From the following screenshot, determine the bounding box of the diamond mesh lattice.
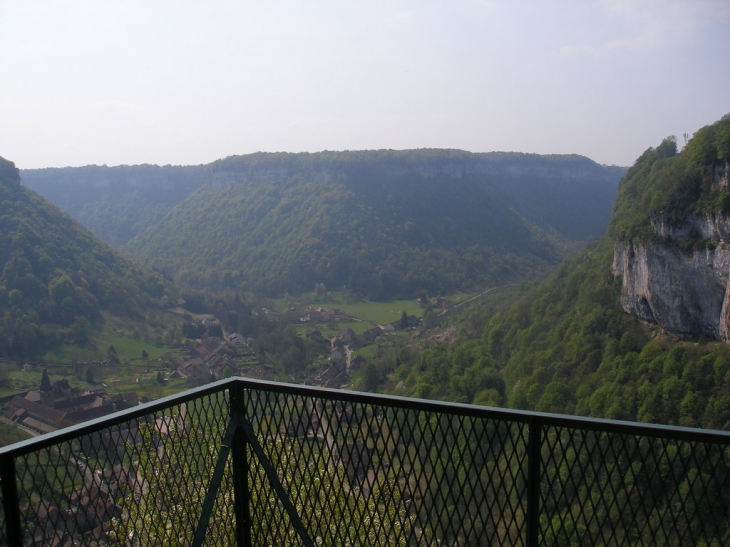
[9,389,235,546]
[539,425,730,546]
[243,388,530,546]
[1,380,728,546]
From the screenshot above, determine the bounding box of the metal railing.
[0,377,728,546]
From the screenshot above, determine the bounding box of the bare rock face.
[613,239,730,342]
[650,211,730,242]
[612,159,730,342]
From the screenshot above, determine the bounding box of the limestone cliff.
[611,117,730,342]
[612,238,730,341]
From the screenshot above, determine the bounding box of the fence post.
[230,381,252,547]
[526,417,542,547]
[0,454,23,547]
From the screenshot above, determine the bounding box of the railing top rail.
[1,377,728,459]
[233,378,730,444]
[0,376,237,457]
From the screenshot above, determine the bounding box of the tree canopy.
[0,156,178,360]
[121,150,623,299]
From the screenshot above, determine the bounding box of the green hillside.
[0,157,177,360]
[611,116,730,244]
[388,116,730,430]
[123,150,623,299]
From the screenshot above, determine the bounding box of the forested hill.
[121,150,624,299]
[207,150,625,241]
[21,151,624,269]
[390,115,730,430]
[21,164,207,247]
[0,156,176,360]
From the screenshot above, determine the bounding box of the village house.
[362,326,384,342]
[302,308,330,322]
[338,327,358,346]
[3,378,134,435]
[228,333,247,347]
[174,336,240,386]
[306,328,324,342]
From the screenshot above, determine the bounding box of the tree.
[70,315,90,343]
[362,362,380,392]
[206,322,223,338]
[655,135,678,160]
[107,344,120,364]
[314,282,327,298]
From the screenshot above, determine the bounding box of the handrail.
[2,378,727,459]
[0,377,728,546]
[0,377,237,458]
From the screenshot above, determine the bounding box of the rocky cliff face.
[650,211,730,242]
[610,121,730,343]
[613,240,730,341]
[613,196,730,342]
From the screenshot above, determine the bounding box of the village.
[2,302,426,438]
[0,306,427,544]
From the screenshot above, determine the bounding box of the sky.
[0,0,728,170]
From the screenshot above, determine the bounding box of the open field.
[335,299,424,325]
[96,331,169,363]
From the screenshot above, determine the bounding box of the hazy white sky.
[1,0,728,169]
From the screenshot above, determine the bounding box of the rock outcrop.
[612,146,730,343]
[613,240,730,341]
[650,211,730,242]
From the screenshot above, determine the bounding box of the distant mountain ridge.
[21,150,625,251]
[101,150,625,298]
[205,150,623,185]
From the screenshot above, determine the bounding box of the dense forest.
[120,150,623,299]
[0,157,178,360]
[379,116,730,430]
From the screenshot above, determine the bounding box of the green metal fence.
[0,377,728,546]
